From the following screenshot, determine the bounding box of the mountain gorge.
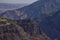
[0,0,60,40]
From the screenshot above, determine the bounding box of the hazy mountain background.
[0,3,28,14]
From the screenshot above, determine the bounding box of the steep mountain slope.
[40,10,60,39]
[1,0,60,20]
[17,19,41,36]
[0,17,51,40]
[1,0,60,39]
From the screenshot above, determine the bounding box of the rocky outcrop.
[0,18,51,40]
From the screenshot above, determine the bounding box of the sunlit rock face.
[0,18,51,40]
